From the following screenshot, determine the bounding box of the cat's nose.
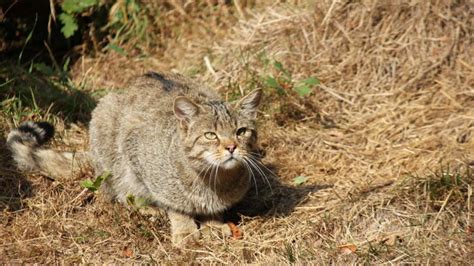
[226,144,237,153]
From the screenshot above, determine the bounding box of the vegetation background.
[0,0,472,263]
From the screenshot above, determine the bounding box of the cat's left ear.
[235,89,262,120]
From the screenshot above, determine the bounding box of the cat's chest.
[183,175,249,215]
[187,189,230,214]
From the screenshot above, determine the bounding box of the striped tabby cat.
[7,72,264,246]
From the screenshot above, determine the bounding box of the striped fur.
[8,72,265,246]
[7,121,88,178]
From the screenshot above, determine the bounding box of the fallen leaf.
[122,246,133,258]
[227,222,243,240]
[293,175,309,185]
[338,243,357,255]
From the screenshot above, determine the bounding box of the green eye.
[204,132,217,140]
[236,127,250,137]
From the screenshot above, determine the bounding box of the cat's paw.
[171,229,200,246]
[201,221,233,239]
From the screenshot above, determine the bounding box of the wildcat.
[7,71,265,245]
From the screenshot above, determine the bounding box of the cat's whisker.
[245,158,268,188]
[192,162,213,194]
[249,157,275,194]
[245,155,274,194]
[248,151,265,160]
[242,157,259,196]
[213,160,222,193]
[191,153,219,194]
[204,155,221,192]
[247,152,279,179]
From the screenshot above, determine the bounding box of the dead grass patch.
[1,0,473,263]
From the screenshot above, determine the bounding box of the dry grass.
[1,0,473,263]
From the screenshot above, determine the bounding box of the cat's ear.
[235,89,262,120]
[174,96,199,121]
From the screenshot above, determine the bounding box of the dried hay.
[1,0,473,263]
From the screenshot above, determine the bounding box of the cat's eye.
[236,127,251,138]
[204,132,217,140]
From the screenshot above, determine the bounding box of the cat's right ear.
[235,89,263,120]
[173,96,199,122]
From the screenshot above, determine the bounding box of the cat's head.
[173,89,262,171]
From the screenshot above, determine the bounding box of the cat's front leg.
[167,210,200,246]
[199,215,234,239]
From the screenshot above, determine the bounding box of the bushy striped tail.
[7,121,89,179]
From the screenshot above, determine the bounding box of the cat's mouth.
[220,155,241,169]
[204,152,242,169]
[222,156,236,163]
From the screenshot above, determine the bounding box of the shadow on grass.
[0,61,96,124]
[225,163,332,223]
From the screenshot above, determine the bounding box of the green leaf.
[80,171,110,192]
[293,175,309,185]
[126,194,136,205]
[63,57,71,72]
[80,179,96,191]
[33,63,54,76]
[106,43,128,56]
[59,13,78,38]
[294,85,312,97]
[273,61,283,71]
[19,14,38,64]
[94,172,109,187]
[265,76,279,88]
[273,60,292,79]
[135,197,150,207]
[264,76,285,95]
[126,194,151,208]
[81,179,94,188]
[301,77,320,86]
[62,0,98,14]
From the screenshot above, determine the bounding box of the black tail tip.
[17,121,55,145]
[144,71,164,80]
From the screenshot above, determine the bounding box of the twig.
[321,0,339,25]
[234,0,246,19]
[430,190,453,232]
[168,0,187,16]
[319,84,355,105]
[204,56,218,79]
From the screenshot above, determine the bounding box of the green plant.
[263,60,320,97]
[0,91,44,123]
[59,0,100,38]
[126,194,152,209]
[425,164,470,201]
[103,0,152,53]
[1,55,95,125]
[59,0,148,50]
[138,224,154,239]
[284,242,296,263]
[80,171,110,192]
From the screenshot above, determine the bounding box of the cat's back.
[126,71,221,109]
